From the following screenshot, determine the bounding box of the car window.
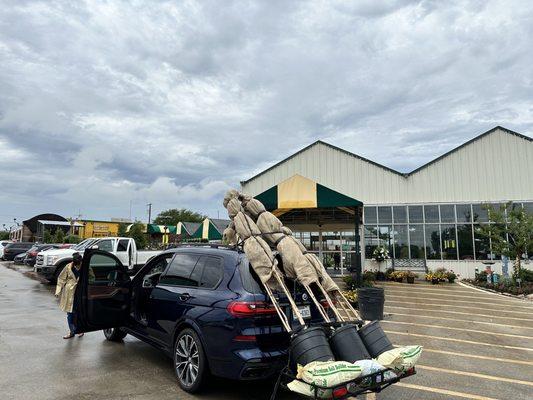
[117,239,129,252]
[96,239,114,252]
[159,254,201,286]
[199,256,223,289]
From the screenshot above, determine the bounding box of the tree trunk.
[513,255,521,279]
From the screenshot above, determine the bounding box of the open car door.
[75,249,131,333]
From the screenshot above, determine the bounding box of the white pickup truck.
[35,237,160,282]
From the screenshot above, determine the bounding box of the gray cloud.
[1,0,532,226]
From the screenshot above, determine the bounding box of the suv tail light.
[227,301,277,317]
[29,251,37,257]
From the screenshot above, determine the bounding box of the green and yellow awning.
[255,174,362,215]
[147,224,177,234]
[191,218,223,240]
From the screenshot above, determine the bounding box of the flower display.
[372,246,390,262]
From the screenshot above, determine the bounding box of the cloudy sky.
[1,0,532,228]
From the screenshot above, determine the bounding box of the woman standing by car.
[55,252,84,339]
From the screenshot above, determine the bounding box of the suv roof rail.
[166,242,243,252]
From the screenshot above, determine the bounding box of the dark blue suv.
[75,245,315,393]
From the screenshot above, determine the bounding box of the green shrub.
[343,275,374,290]
[517,269,533,283]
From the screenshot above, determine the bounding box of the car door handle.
[179,293,192,301]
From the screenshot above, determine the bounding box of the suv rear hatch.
[234,256,331,352]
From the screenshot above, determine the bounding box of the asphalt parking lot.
[1,262,532,400]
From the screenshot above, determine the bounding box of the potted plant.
[426,272,440,284]
[342,290,358,308]
[406,271,417,284]
[372,245,390,263]
[447,271,457,283]
[376,271,386,281]
[385,268,394,281]
[389,271,405,283]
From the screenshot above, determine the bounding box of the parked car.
[24,244,58,267]
[35,237,159,282]
[0,240,13,260]
[74,245,320,393]
[2,242,34,261]
[14,251,28,265]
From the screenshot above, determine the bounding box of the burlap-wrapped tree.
[224,195,304,332]
[240,195,360,322]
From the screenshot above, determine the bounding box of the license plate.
[294,305,311,320]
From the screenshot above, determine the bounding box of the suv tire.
[103,328,127,341]
[174,328,208,393]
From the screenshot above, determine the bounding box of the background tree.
[126,221,147,249]
[153,208,205,225]
[65,234,81,244]
[478,203,533,278]
[43,229,53,244]
[0,231,9,240]
[53,228,66,244]
[117,223,128,236]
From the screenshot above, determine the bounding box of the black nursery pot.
[329,324,370,363]
[358,321,394,358]
[407,276,415,284]
[357,287,385,321]
[290,327,335,368]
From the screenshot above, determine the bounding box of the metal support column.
[353,208,362,286]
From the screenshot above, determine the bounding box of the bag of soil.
[287,380,332,399]
[376,345,423,373]
[297,360,363,387]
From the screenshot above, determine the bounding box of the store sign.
[93,224,110,233]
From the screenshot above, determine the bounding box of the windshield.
[73,239,97,251]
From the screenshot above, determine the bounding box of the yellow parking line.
[384,305,533,322]
[416,364,533,386]
[394,346,533,366]
[395,382,499,400]
[384,330,533,352]
[385,302,533,317]
[380,320,533,339]
[388,312,533,331]
[386,294,533,310]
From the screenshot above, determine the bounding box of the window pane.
[440,205,455,223]
[378,225,393,255]
[441,224,457,260]
[97,239,114,252]
[408,225,425,259]
[472,204,489,223]
[425,224,441,259]
[456,204,472,223]
[393,206,407,223]
[364,207,377,224]
[200,257,224,288]
[160,254,201,286]
[424,205,439,223]
[457,224,474,260]
[408,206,423,223]
[393,225,409,259]
[364,226,379,258]
[378,207,392,224]
[88,253,123,284]
[474,225,490,260]
[490,224,506,260]
[117,239,129,252]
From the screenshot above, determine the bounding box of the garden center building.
[241,126,533,278]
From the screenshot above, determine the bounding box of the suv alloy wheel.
[103,327,127,341]
[174,328,207,393]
